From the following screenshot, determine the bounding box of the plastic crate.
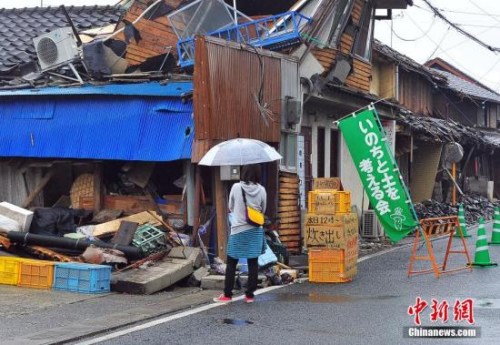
[132,224,166,255]
[308,248,351,283]
[18,259,54,289]
[308,190,351,214]
[53,263,111,294]
[0,257,21,285]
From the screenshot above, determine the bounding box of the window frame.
[353,1,375,62]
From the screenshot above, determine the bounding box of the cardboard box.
[313,177,342,191]
[304,213,358,247]
[305,212,359,280]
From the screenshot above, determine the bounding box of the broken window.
[301,0,354,49]
[327,0,354,47]
[353,1,374,61]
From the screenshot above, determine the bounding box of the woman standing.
[214,164,267,304]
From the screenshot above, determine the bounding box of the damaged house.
[0,4,196,240]
[370,41,500,229]
[0,0,417,258]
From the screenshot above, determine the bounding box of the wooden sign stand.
[408,216,472,278]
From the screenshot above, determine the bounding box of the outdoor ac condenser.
[361,210,381,239]
[33,27,79,71]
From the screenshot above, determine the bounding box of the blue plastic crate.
[53,263,111,294]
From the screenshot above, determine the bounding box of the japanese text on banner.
[338,107,418,243]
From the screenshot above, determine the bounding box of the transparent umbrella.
[198,138,282,166]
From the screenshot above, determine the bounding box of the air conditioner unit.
[361,210,381,239]
[33,27,79,71]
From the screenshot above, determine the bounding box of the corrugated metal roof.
[0,82,193,97]
[0,96,193,161]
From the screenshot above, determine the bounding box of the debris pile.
[414,194,499,225]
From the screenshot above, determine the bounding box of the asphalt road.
[78,228,500,345]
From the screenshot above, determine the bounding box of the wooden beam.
[191,166,201,246]
[22,170,54,208]
[213,168,227,260]
[93,163,103,213]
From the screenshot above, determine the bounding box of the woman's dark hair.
[241,164,261,184]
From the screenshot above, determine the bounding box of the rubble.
[414,194,499,225]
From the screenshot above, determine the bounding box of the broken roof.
[432,69,500,103]
[0,5,123,74]
[398,113,499,150]
[372,39,445,84]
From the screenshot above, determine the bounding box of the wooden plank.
[93,163,103,213]
[279,182,298,189]
[278,229,301,236]
[278,211,300,218]
[279,223,301,229]
[279,194,298,200]
[278,205,300,213]
[93,211,162,238]
[279,216,301,224]
[111,221,139,245]
[126,163,155,188]
[279,189,299,195]
[279,200,298,207]
[213,169,227,260]
[279,177,299,184]
[280,235,301,242]
[22,170,54,208]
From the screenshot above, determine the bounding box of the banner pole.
[332,97,389,126]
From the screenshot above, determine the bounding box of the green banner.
[338,106,419,243]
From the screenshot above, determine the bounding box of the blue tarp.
[0,85,194,161]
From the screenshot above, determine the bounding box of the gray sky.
[375,0,500,92]
[5,0,500,93]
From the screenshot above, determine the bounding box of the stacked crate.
[0,257,111,293]
[305,178,359,283]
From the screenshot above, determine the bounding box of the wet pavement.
[1,223,498,344]
[80,223,500,345]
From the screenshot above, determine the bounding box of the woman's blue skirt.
[226,227,265,259]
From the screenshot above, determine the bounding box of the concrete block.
[111,257,193,294]
[187,267,210,287]
[0,202,33,232]
[167,247,203,269]
[200,275,226,290]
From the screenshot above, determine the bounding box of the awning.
[0,83,194,161]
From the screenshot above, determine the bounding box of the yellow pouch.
[246,206,265,227]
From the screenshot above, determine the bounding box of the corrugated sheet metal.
[0,82,193,97]
[0,96,193,161]
[193,36,299,161]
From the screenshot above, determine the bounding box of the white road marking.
[78,238,426,344]
[76,285,285,345]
